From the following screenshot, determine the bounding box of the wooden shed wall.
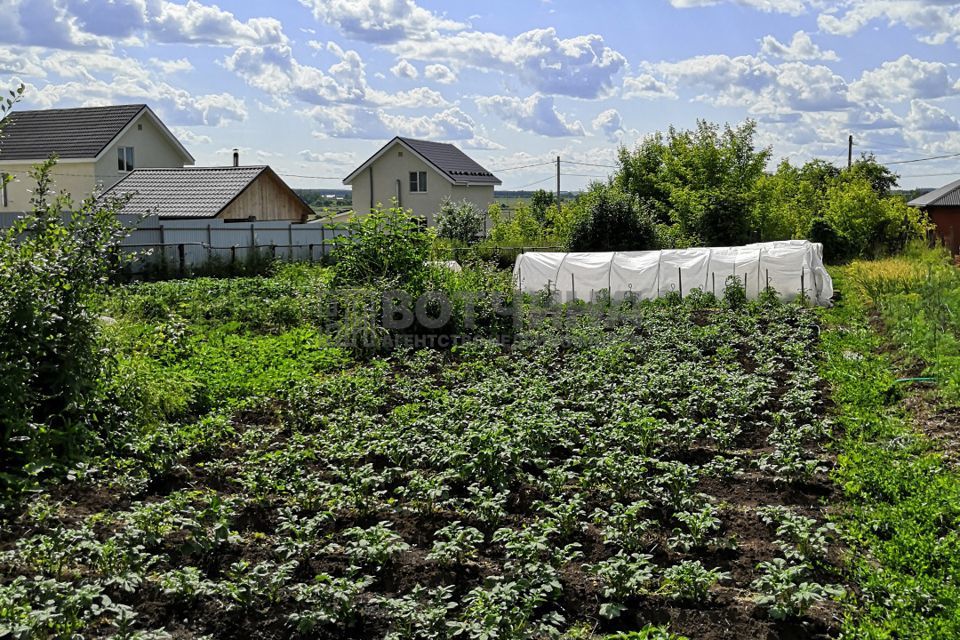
[219,172,309,222]
[930,207,960,255]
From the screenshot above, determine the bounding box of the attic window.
[117,147,135,172]
[398,150,403,157]
[138,124,143,131]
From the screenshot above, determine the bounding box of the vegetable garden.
[1,271,852,639]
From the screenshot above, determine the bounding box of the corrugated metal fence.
[0,213,351,273]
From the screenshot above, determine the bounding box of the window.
[409,171,427,192]
[117,146,135,172]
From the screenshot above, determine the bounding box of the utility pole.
[848,134,853,170]
[556,156,561,214]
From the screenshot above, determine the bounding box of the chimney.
[232,148,239,167]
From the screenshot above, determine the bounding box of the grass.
[820,254,960,638]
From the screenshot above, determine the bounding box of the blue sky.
[3,0,960,191]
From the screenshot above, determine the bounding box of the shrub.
[436,198,486,244]
[331,205,432,294]
[567,190,657,252]
[0,158,132,485]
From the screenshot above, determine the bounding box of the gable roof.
[908,178,960,208]
[0,104,194,163]
[99,166,313,220]
[343,136,501,186]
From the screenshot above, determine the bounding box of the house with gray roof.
[908,178,960,254]
[343,136,502,224]
[100,165,313,223]
[0,104,194,212]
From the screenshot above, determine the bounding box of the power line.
[562,160,619,169]
[883,152,960,166]
[489,161,554,172]
[898,171,960,179]
[561,173,609,179]
[278,173,342,180]
[514,175,555,190]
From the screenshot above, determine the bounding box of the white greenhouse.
[513,240,834,306]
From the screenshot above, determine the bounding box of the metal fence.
[118,217,352,273]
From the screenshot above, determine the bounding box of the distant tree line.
[443,119,929,262]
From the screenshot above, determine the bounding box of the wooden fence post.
[178,243,185,276]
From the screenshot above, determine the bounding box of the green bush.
[0,158,131,484]
[567,190,657,252]
[331,205,432,294]
[435,198,485,245]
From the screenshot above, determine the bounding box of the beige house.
[100,165,313,222]
[343,136,501,224]
[0,104,194,212]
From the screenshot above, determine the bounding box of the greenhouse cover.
[513,240,834,306]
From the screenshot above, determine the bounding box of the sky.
[2,0,960,192]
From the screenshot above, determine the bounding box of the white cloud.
[153,1,287,46]
[391,27,626,99]
[149,57,194,74]
[390,58,418,79]
[299,149,357,164]
[0,0,289,50]
[759,31,838,61]
[622,73,675,99]
[306,105,479,140]
[424,63,457,84]
[906,99,960,132]
[592,108,626,141]
[849,55,956,102]
[817,1,960,45]
[226,41,447,109]
[669,0,809,16]
[298,0,466,43]
[171,127,213,145]
[476,93,585,137]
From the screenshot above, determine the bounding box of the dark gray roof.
[398,137,501,185]
[100,166,300,219]
[908,178,960,207]
[0,104,147,160]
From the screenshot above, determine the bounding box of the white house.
[342,136,502,224]
[0,104,194,212]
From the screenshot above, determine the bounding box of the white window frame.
[409,170,427,193]
[117,146,135,172]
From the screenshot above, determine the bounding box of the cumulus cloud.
[0,0,288,49]
[225,41,447,109]
[906,99,960,132]
[759,31,838,61]
[149,57,194,74]
[424,63,457,84]
[849,55,956,102]
[818,1,960,45]
[391,27,626,99]
[592,108,629,141]
[298,0,466,43]
[669,0,809,16]
[390,58,418,79]
[622,73,675,99]
[306,105,480,140]
[298,149,356,164]
[476,93,585,137]
[171,127,213,145]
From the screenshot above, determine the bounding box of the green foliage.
[530,189,555,223]
[567,188,657,252]
[435,197,486,244]
[331,204,432,293]
[751,558,844,620]
[0,158,132,486]
[821,262,960,636]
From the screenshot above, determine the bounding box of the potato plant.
[0,269,848,639]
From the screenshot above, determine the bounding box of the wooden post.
[288,223,294,260]
[206,223,212,264]
[320,226,326,259]
[678,266,683,299]
[309,243,315,264]
[571,272,575,302]
[800,267,805,301]
[712,272,716,296]
[159,224,166,271]
[178,243,185,276]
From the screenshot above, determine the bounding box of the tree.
[1,157,132,481]
[849,152,899,198]
[435,198,486,244]
[529,189,555,224]
[567,189,657,252]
